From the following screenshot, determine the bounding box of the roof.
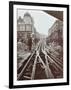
[17,16,24,23]
[24,12,31,17]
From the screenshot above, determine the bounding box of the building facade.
[47,20,63,46]
[17,12,35,43]
[48,20,63,37]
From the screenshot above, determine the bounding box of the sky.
[17,9,57,36]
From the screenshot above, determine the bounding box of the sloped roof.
[17,16,24,23]
[24,12,31,17]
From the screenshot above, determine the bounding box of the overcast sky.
[17,9,57,36]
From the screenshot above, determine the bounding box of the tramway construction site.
[17,11,63,80]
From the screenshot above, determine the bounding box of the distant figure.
[27,36,32,51]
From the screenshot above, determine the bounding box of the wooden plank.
[17,51,35,80]
[17,53,31,70]
[31,42,41,79]
[31,55,37,80]
[46,53,63,72]
[45,45,59,56]
[23,76,31,79]
[42,49,54,78]
[46,48,63,65]
[38,55,49,78]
